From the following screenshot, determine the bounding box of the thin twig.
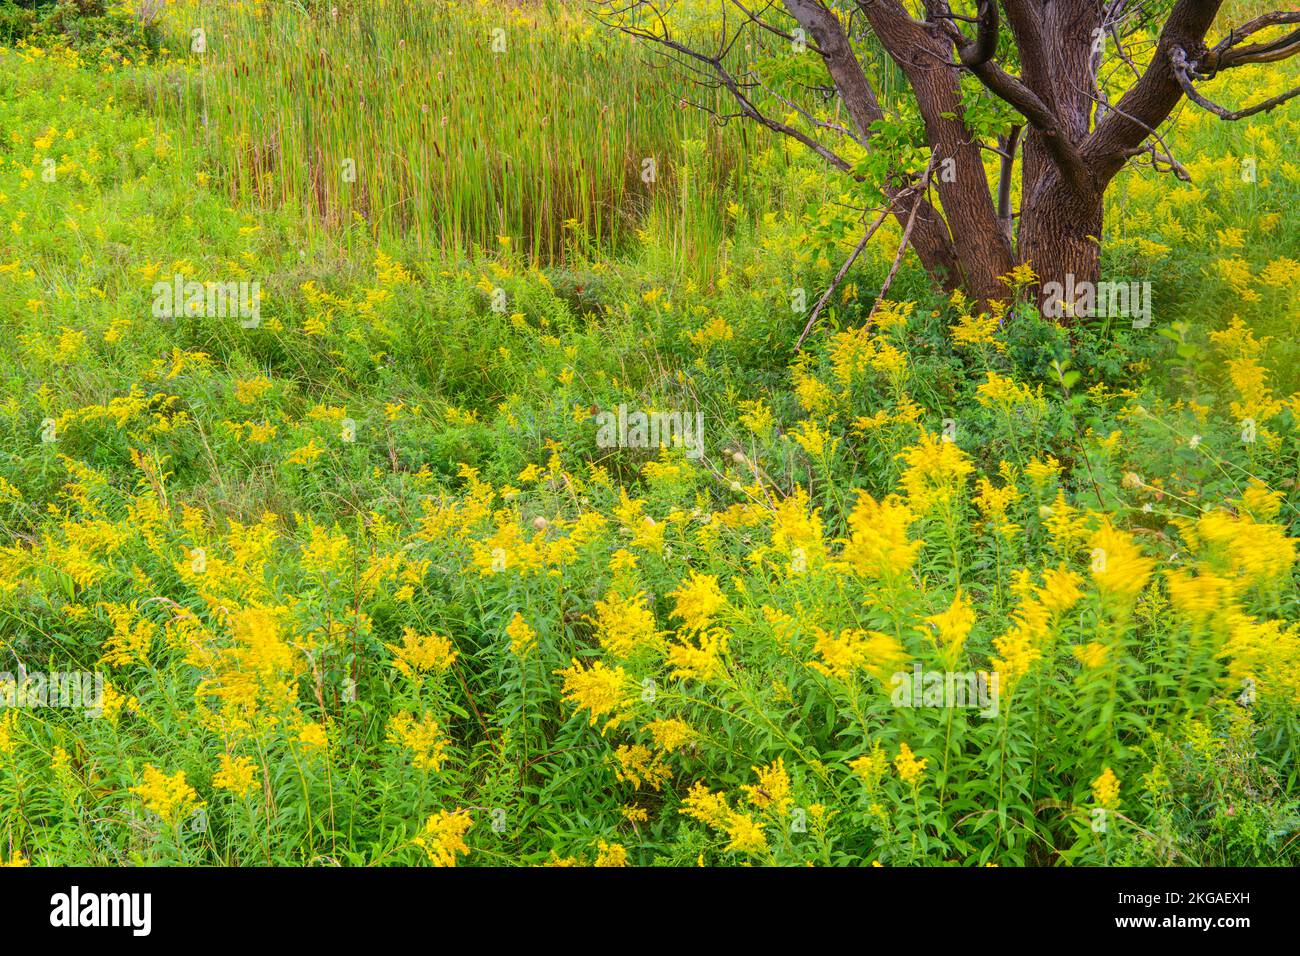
[868,156,935,322]
[795,154,937,351]
[794,206,891,352]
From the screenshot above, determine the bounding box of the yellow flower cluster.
[130,765,201,824]
[387,711,451,771]
[413,810,473,866]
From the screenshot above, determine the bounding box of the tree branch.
[928,1,1093,197]
[1206,11,1300,70]
[997,123,1022,243]
[1084,0,1227,182]
[963,0,999,68]
[1170,43,1300,120]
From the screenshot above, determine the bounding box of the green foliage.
[1,1,1298,869]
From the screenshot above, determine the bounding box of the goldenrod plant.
[0,0,1297,868]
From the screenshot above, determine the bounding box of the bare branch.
[1171,44,1300,120]
[755,78,863,143]
[996,124,1022,243]
[1207,12,1300,70]
[595,4,858,170]
[729,0,826,53]
[1084,0,1227,181]
[796,154,938,350]
[867,155,937,321]
[794,206,892,351]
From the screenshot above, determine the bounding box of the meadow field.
[0,0,1298,867]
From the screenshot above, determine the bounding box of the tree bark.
[854,0,1015,302]
[1017,164,1103,310]
[611,0,1282,318]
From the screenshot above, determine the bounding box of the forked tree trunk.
[1014,1,1106,304]
[827,0,1230,316]
[1018,139,1105,307]
[618,0,1261,318]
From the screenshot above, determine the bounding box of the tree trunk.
[658,0,1249,318]
[858,9,1015,303]
[1017,157,1104,314]
[783,0,964,294]
[899,193,964,293]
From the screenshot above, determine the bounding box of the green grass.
[0,3,1298,868]
[157,0,762,266]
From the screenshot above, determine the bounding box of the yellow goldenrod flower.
[897,431,973,512]
[413,809,472,866]
[557,659,636,731]
[589,590,661,657]
[130,765,201,824]
[666,628,727,683]
[1090,521,1155,602]
[296,722,329,754]
[849,743,890,790]
[668,571,726,634]
[926,590,975,659]
[593,841,629,866]
[808,626,906,685]
[645,718,695,752]
[894,743,927,785]
[840,491,921,580]
[1091,768,1120,809]
[386,627,458,678]
[213,754,261,797]
[506,612,537,657]
[387,711,450,771]
[613,744,670,791]
[1072,642,1110,669]
[742,758,793,813]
